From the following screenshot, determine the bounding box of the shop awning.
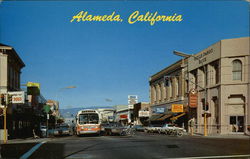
[170,113,186,121]
[149,114,163,121]
[156,114,172,121]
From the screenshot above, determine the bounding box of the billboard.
[128,95,138,109]
[27,82,40,95]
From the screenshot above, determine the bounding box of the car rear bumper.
[78,130,100,134]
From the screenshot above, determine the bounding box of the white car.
[159,124,186,136]
[145,125,162,133]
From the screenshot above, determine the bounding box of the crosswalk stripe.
[19,141,47,159]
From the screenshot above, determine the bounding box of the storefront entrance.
[230,116,244,132]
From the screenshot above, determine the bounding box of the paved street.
[1,133,250,159]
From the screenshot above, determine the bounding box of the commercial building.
[149,59,188,128]
[187,37,250,135]
[0,43,26,139]
[133,102,150,126]
[114,105,131,125]
[46,99,60,127]
[96,108,115,123]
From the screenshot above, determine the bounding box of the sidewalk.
[0,137,53,144]
[191,133,250,139]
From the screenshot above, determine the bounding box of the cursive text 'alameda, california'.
[70,11,183,26]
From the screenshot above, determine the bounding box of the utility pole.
[46,113,49,138]
[4,93,8,144]
[173,50,209,136]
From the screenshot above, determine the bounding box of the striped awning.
[156,114,172,121]
[149,114,164,121]
[170,113,186,121]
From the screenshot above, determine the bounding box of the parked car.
[158,123,186,137]
[110,123,125,135]
[40,125,47,138]
[54,124,73,136]
[145,124,162,133]
[101,123,113,135]
[133,125,145,132]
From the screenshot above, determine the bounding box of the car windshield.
[79,113,99,124]
[56,125,69,129]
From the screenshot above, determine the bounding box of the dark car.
[107,123,125,135]
[54,124,73,136]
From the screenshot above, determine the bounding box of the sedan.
[54,124,73,136]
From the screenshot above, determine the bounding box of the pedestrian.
[33,129,39,139]
[188,117,195,136]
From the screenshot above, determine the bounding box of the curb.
[1,137,53,144]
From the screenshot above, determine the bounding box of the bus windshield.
[79,113,99,124]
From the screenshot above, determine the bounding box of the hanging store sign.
[171,104,183,113]
[189,89,198,108]
[8,91,25,104]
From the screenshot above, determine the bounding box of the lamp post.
[173,50,208,136]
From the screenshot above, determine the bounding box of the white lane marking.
[166,154,250,159]
[20,141,47,159]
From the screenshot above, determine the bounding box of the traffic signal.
[203,102,209,111]
[164,76,170,87]
[1,94,6,106]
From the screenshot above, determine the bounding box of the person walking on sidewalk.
[33,129,39,139]
[188,117,195,136]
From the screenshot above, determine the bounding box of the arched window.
[232,60,242,80]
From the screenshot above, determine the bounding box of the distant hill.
[60,106,114,118]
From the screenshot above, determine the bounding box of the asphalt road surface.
[1,132,250,159]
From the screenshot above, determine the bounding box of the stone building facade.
[188,37,250,135]
[149,59,188,127]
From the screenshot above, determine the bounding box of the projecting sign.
[8,91,25,104]
[189,89,198,108]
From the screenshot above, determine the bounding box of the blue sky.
[0,1,249,109]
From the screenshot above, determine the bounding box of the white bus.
[76,109,101,136]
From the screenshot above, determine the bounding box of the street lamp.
[55,86,77,101]
[64,86,76,89]
[173,50,208,136]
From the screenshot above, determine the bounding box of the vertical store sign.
[189,89,198,108]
